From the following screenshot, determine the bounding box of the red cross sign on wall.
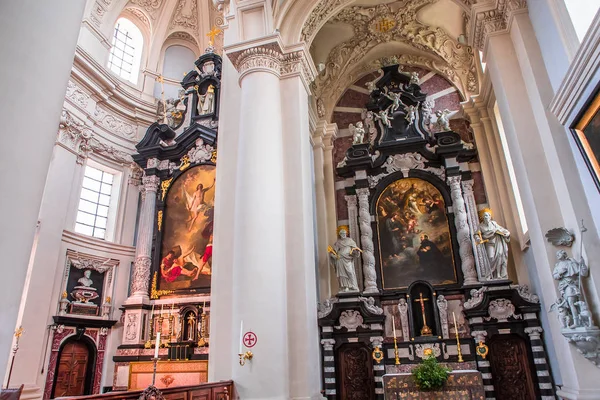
[243,331,257,348]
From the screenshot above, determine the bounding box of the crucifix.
[414,292,432,336]
[206,26,222,47]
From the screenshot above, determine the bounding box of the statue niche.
[407,281,440,340]
[376,177,456,288]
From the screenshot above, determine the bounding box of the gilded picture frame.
[573,90,600,190]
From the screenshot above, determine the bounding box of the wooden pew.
[55,380,233,400]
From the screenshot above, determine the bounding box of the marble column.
[323,124,339,248]
[462,180,491,281]
[313,122,333,299]
[356,188,379,293]
[128,175,160,302]
[0,0,86,383]
[345,194,363,290]
[447,176,479,285]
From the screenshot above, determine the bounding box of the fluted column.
[447,176,479,285]
[462,180,492,281]
[345,194,362,290]
[356,188,379,293]
[128,175,160,301]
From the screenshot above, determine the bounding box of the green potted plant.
[412,355,452,391]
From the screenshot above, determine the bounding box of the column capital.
[142,174,160,193]
[471,330,488,343]
[461,179,475,194]
[447,175,462,189]
[226,35,316,90]
[344,194,357,207]
[469,0,528,51]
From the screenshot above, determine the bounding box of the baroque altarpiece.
[112,49,222,391]
[318,65,556,400]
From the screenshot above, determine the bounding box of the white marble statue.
[435,109,451,131]
[349,121,366,145]
[328,228,361,292]
[405,104,418,126]
[382,87,405,114]
[198,85,215,115]
[77,270,94,288]
[375,109,393,128]
[551,250,590,328]
[476,210,510,280]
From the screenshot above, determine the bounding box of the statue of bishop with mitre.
[328,227,361,292]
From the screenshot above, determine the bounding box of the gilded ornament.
[150,272,174,299]
[476,341,489,359]
[372,346,384,363]
[157,210,163,232]
[160,178,173,202]
[179,155,191,171]
[211,149,217,163]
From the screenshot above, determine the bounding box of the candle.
[171,302,175,314]
[154,332,161,358]
[239,320,244,354]
[452,312,458,337]
[203,300,206,309]
[151,303,155,315]
[161,304,164,315]
[392,315,396,339]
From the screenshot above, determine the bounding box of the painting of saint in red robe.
[376,178,456,288]
[159,165,215,291]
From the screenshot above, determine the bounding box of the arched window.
[107,18,144,84]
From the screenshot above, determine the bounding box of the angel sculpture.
[184,178,216,231]
[549,297,572,328]
[349,121,366,145]
[375,109,393,128]
[435,109,451,131]
[409,71,420,85]
[382,87,406,114]
[405,104,419,126]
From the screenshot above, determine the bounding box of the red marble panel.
[333,136,353,182]
[86,329,98,343]
[93,351,105,394]
[44,351,58,399]
[336,88,371,108]
[332,111,363,130]
[432,91,462,113]
[449,118,474,144]
[420,74,454,98]
[51,328,75,351]
[336,189,348,221]
[472,171,487,205]
[354,72,380,88]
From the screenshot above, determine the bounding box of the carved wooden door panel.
[54,342,90,397]
[489,334,537,400]
[336,343,375,400]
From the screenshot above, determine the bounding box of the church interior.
[2,0,600,399]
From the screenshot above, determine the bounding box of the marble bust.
[76,270,95,289]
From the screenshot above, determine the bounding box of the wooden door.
[336,344,375,400]
[54,342,90,397]
[489,334,538,400]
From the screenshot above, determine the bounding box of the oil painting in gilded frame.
[376,177,456,289]
[573,90,600,191]
[159,165,215,292]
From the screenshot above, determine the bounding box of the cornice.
[469,0,528,51]
[62,230,136,258]
[225,34,316,91]
[549,12,600,125]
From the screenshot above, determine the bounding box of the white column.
[127,175,160,302]
[462,180,491,281]
[0,0,85,382]
[323,125,339,250]
[312,123,333,300]
[226,41,289,400]
[356,188,379,293]
[345,194,362,291]
[447,176,479,285]
[280,66,322,400]
[483,13,600,396]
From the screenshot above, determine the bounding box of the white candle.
[154,332,161,358]
[239,320,244,354]
[392,315,396,339]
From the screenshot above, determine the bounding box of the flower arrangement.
[411,356,451,391]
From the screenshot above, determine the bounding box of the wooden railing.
[55,380,233,400]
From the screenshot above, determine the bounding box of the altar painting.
[160,165,215,291]
[376,178,456,288]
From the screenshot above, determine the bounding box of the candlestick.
[239,320,243,354]
[391,315,400,365]
[154,332,161,359]
[453,312,464,362]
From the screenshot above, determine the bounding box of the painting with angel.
[159,165,215,291]
[376,178,456,288]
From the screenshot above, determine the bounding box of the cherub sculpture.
[549,297,572,328]
[382,87,405,114]
[349,121,366,145]
[375,109,393,128]
[405,104,419,126]
[435,109,451,131]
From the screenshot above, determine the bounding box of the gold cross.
[206,26,222,46]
